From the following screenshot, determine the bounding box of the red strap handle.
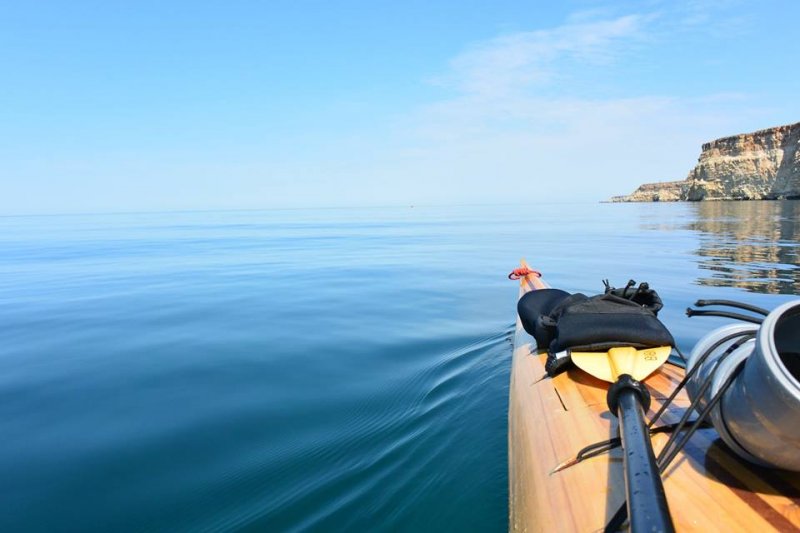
[508,267,542,280]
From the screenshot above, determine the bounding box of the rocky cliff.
[608,180,684,202]
[610,122,800,202]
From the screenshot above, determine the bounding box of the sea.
[1,201,799,532]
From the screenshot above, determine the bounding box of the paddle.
[571,346,675,533]
[571,346,671,383]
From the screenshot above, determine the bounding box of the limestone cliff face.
[610,122,800,202]
[683,122,800,200]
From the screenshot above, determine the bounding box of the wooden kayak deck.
[509,273,800,532]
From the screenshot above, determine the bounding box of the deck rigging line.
[603,300,761,531]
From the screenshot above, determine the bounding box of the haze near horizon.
[2,0,798,214]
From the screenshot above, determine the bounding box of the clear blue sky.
[2,0,799,213]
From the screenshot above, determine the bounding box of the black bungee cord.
[553,333,751,475]
[547,297,766,530]
[604,360,747,532]
[600,299,762,532]
[694,299,769,316]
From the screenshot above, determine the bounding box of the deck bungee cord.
[509,264,800,532]
[513,268,677,531]
[557,329,754,475]
[603,317,758,532]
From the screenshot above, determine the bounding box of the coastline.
[609,121,800,203]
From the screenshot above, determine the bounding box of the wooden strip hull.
[508,266,800,532]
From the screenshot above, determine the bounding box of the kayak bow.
[508,260,800,532]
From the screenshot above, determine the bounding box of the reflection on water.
[686,201,800,294]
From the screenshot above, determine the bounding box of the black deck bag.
[549,293,674,353]
[517,288,570,350]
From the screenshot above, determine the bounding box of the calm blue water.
[2,201,799,532]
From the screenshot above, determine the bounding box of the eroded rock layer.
[608,180,684,202]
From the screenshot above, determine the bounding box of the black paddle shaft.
[614,382,675,533]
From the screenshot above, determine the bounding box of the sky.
[1,0,799,214]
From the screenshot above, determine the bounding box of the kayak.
[508,260,800,531]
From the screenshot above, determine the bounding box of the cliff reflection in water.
[685,201,800,294]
